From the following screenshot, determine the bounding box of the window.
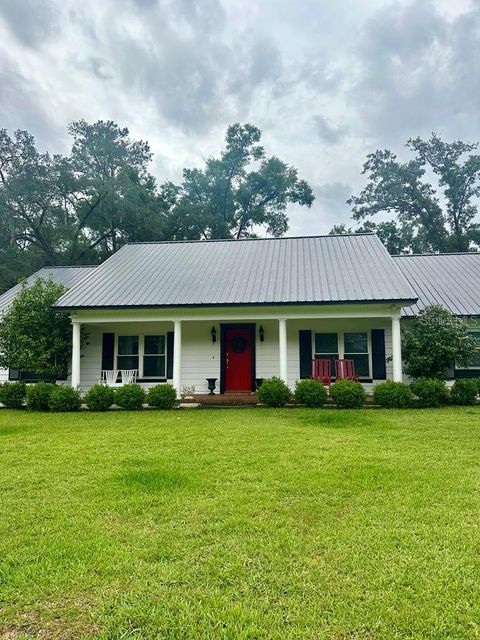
[466,332,480,369]
[116,334,166,378]
[344,332,369,377]
[143,335,166,378]
[314,333,339,376]
[117,336,139,371]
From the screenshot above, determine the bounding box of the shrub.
[450,379,478,406]
[0,381,27,408]
[147,384,178,409]
[257,377,291,407]
[294,379,328,407]
[114,384,145,410]
[84,384,115,411]
[26,382,55,411]
[48,386,82,412]
[330,380,366,408]
[410,378,449,407]
[373,381,413,409]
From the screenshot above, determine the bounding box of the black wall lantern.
[259,325,265,343]
[210,325,217,343]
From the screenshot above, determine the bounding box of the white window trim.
[115,333,167,379]
[313,330,372,379]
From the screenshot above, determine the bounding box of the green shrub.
[26,382,55,411]
[294,379,328,407]
[330,380,366,408]
[410,378,449,407]
[373,381,413,408]
[257,377,291,407]
[115,384,145,410]
[48,386,82,412]
[147,384,178,409]
[0,381,27,408]
[84,384,115,411]
[450,379,478,406]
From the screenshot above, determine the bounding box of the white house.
[1,235,479,395]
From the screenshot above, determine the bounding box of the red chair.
[335,359,359,382]
[311,359,331,385]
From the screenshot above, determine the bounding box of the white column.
[173,320,182,396]
[71,321,81,389]
[278,318,288,383]
[391,315,402,382]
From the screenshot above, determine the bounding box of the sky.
[0,0,478,236]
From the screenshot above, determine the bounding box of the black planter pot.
[255,378,264,391]
[206,378,217,395]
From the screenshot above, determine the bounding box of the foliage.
[48,386,82,412]
[0,278,72,378]
[26,382,55,411]
[330,380,366,408]
[410,378,449,407]
[257,377,291,407]
[0,381,27,408]
[402,306,477,379]
[373,381,413,408]
[114,384,145,410]
[450,379,479,406]
[84,384,115,411]
[294,379,328,407]
[146,384,178,409]
[331,134,480,253]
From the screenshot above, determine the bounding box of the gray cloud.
[0,0,58,48]
[314,115,347,145]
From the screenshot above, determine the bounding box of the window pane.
[118,336,138,355]
[117,355,139,370]
[344,332,368,353]
[143,355,165,377]
[315,333,338,353]
[345,354,369,377]
[144,335,165,355]
[315,354,338,376]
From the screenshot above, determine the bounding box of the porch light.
[210,325,217,343]
[259,325,265,342]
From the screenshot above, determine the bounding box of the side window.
[143,335,166,378]
[117,336,139,371]
[467,332,480,368]
[314,333,339,376]
[344,332,369,377]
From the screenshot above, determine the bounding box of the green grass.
[1,407,480,639]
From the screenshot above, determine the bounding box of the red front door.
[224,326,253,392]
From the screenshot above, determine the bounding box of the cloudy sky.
[0,0,478,235]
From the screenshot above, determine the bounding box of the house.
[1,236,478,395]
[0,266,97,383]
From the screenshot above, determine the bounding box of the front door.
[223,325,254,392]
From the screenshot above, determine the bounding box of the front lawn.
[0,407,479,639]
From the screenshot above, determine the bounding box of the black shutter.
[101,333,115,371]
[371,329,386,379]
[166,332,174,379]
[299,330,312,379]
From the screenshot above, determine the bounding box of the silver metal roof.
[394,253,480,317]
[55,234,417,309]
[0,266,97,315]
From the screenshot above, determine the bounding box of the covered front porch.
[70,304,403,395]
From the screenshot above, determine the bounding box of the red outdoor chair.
[311,359,331,386]
[335,359,359,382]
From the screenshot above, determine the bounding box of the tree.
[0,278,73,378]
[163,123,314,239]
[402,305,477,379]
[334,134,480,254]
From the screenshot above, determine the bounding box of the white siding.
[0,367,8,383]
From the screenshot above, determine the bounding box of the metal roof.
[0,266,97,315]
[394,253,480,317]
[55,234,417,309]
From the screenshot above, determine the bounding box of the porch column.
[278,318,288,383]
[173,320,182,396]
[391,315,402,382]
[71,320,81,389]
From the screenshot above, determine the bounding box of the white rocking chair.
[120,369,138,384]
[101,369,120,386]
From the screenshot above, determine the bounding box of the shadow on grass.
[294,410,380,428]
[115,467,190,493]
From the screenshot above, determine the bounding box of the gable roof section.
[394,253,480,317]
[0,266,97,315]
[55,234,417,309]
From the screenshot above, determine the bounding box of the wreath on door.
[231,336,247,353]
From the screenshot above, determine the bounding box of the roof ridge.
[393,252,480,258]
[126,233,376,246]
[38,264,98,269]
